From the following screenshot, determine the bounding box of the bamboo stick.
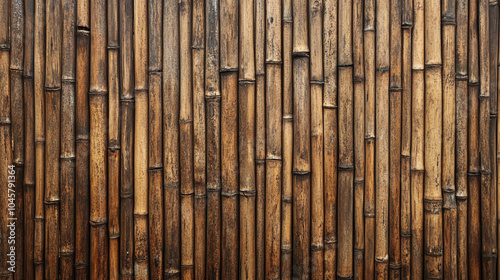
[310,0,324,278]
[282,0,293,278]
[442,0,458,278]
[239,0,256,278]
[363,0,375,277]
[75,0,90,277]
[148,0,163,279]
[455,0,468,277]
[220,0,239,278]
[89,0,108,278]
[375,0,390,277]
[204,0,220,278]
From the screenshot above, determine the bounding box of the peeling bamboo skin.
[4,1,500,279]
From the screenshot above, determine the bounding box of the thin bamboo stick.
[239,0,256,278]
[204,0,220,278]
[363,0,375,277]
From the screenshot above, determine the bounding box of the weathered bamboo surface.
[2,1,500,279]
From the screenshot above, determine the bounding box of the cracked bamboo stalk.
[60,0,76,278]
[204,0,220,278]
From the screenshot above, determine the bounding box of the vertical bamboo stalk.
[401,0,412,278]
[75,0,90,277]
[310,0,324,278]
[60,0,76,278]
[44,0,62,277]
[89,0,108,278]
[239,0,256,278]
[442,0,458,278]
[164,0,181,277]
[107,0,120,278]
[192,0,206,278]
[375,0,390,277]
[468,0,481,277]
[119,0,135,278]
[455,0,468,277]
[220,0,238,278]
[148,0,163,278]
[204,0,220,278]
[363,0,376,277]
[281,0,293,278]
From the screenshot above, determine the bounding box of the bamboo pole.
[119,0,134,278]
[363,0,375,277]
[468,0,481,277]
[75,0,90,277]
[281,0,293,277]
[23,0,36,278]
[220,0,239,278]
[239,0,256,278]
[149,0,163,279]
[89,0,108,278]
[375,0,390,277]
[204,0,220,278]
[455,0,468,277]
[442,0,458,278]
[310,0,324,278]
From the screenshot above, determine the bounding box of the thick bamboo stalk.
[363,0,375,278]
[204,0,220,278]
[375,0,390,277]
[239,0,256,278]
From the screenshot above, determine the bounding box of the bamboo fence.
[2,0,500,279]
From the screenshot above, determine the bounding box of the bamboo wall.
[1,0,500,279]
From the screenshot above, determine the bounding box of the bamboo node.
[89,220,108,227]
[205,95,221,101]
[34,217,45,221]
[221,191,238,198]
[389,86,403,92]
[365,136,376,140]
[60,156,76,161]
[149,69,162,75]
[164,269,181,278]
[338,165,355,171]
[401,232,411,238]
[401,154,410,159]
[74,262,88,268]
[423,199,443,214]
[220,67,238,73]
[467,171,480,176]
[283,114,293,121]
[180,192,195,197]
[134,88,148,93]
[107,45,120,50]
[490,1,499,5]
[292,170,311,175]
[377,67,389,73]
[468,81,480,87]
[455,74,468,80]
[292,51,310,57]
[324,238,337,244]
[265,60,283,65]
[480,168,492,175]
[44,199,61,205]
[255,159,265,164]
[0,43,10,50]
[425,64,442,69]
[354,248,365,253]
[281,248,292,254]
[34,261,44,266]
[239,190,256,197]
[89,89,108,95]
[364,28,376,32]
[10,67,23,73]
[354,178,364,184]
[424,250,444,257]
[375,256,389,263]
[441,17,456,26]
[282,197,292,203]
[109,233,120,239]
[148,166,163,171]
[401,22,413,29]
[62,78,76,83]
[179,119,193,124]
[364,212,375,218]
[455,195,467,200]
[239,79,256,84]
[389,263,402,269]
[283,17,293,23]
[323,104,337,109]
[45,86,62,92]
[191,45,204,50]
[256,71,265,76]
[338,64,354,68]
[412,68,425,72]
[353,76,364,83]
[311,245,324,252]
[77,26,90,33]
[60,251,75,257]
[410,169,425,173]
[120,192,134,199]
[194,194,207,199]
[310,80,324,85]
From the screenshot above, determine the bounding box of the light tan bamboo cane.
[89,0,108,277]
[363,0,375,278]
[310,0,324,278]
[192,0,205,278]
[75,0,90,277]
[164,0,181,277]
[239,0,256,278]
[23,0,36,278]
[455,0,468,277]
[401,0,412,278]
[281,0,293,278]
[220,0,239,278]
[292,0,310,279]
[44,0,62,277]
[442,0,458,278]
[468,0,481,277]
[205,0,220,278]
[375,0,390,277]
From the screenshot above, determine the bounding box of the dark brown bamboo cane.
[9,0,25,279]
[75,0,90,277]
[239,0,256,278]
[44,0,62,277]
[60,0,76,278]
[363,0,375,278]
[401,0,412,278]
[220,0,239,278]
[310,0,324,278]
[293,0,310,278]
[389,0,402,278]
[455,0,468,277]
[281,0,293,278]
[375,0,389,277]
[23,0,36,278]
[148,0,163,279]
[442,0,458,278]
[352,0,365,278]
[204,0,220,278]
[89,0,108,278]
[192,0,206,278]
[468,0,481,277]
